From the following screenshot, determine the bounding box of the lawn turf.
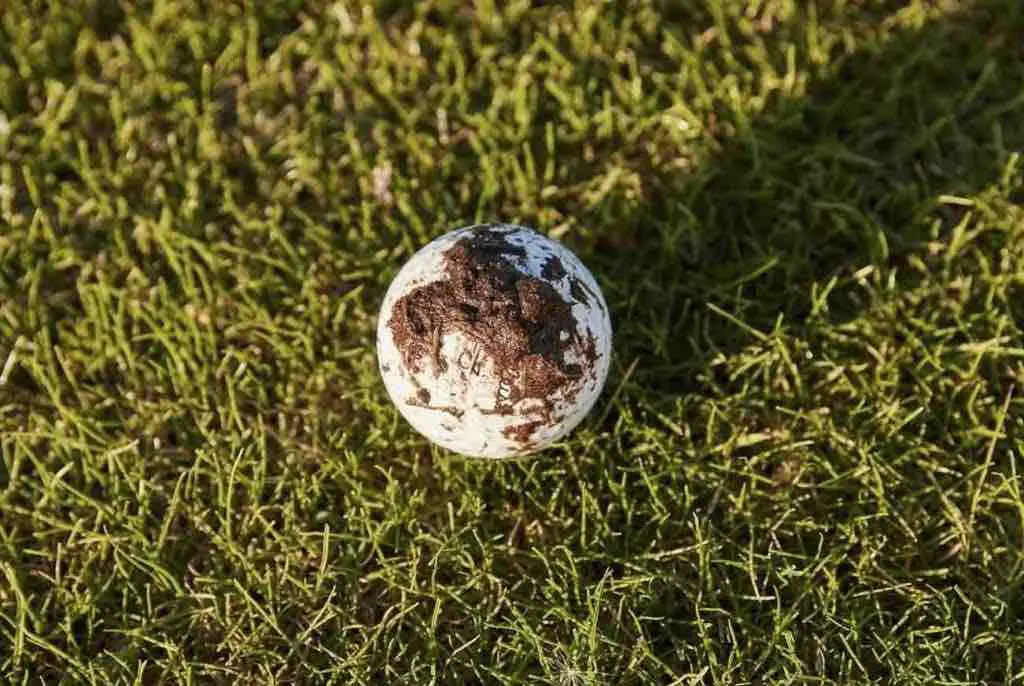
[2,0,1024,683]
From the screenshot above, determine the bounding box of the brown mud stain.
[568,277,590,305]
[502,420,545,447]
[541,254,567,281]
[389,227,591,421]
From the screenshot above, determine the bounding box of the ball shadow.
[581,0,1023,405]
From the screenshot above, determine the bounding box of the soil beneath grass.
[388,227,585,433]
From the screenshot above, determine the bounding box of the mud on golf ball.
[376,223,612,458]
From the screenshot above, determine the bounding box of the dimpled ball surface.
[376,224,612,458]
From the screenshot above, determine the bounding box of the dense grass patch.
[2,0,1023,683]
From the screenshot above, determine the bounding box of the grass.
[1,0,1024,682]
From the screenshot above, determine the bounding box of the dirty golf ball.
[376,223,612,458]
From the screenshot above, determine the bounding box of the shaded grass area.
[2,0,1024,682]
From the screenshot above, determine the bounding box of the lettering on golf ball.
[376,223,612,458]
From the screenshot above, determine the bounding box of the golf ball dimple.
[376,223,612,458]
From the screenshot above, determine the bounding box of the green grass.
[2,0,1024,682]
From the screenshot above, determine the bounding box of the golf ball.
[376,223,612,458]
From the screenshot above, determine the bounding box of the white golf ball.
[376,223,612,458]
